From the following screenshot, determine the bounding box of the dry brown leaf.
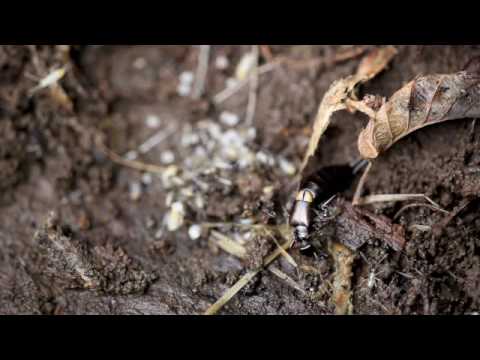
[353,68,480,159]
[355,46,398,83]
[300,46,397,173]
[297,46,397,316]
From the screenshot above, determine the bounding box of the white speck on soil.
[235,52,256,81]
[177,83,192,97]
[278,157,296,176]
[142,173,153,185]
[125,150,138,161]
[256,151,276,167]
[179,71,194,85]
[226,77,239,89]
[160,150,176,165]
[215,56,230,70]
[164,202,186,232]
[220,111,240,127]
[145,114,161,129]
[133,57,147,70]
[129,182,143,201]
[188,225,202,240]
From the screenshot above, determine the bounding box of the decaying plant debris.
[352,66,480,159]
[1,45,480,315]
[301,46,398,172]
[297,46,398,314]
[314,198,406,252]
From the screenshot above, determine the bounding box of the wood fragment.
[335,199,406,251]
[329,241,355,315]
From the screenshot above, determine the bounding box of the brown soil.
[0,45,479,315]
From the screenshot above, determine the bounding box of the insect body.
[290,159,368,250]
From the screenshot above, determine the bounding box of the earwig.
[355,69,480,159]
[290,159,368,250]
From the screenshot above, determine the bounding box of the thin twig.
[393,202,449,221]
[268,265,306,295]
[245,45,260,126]
[128,125,177,160]
[264,228,297,268]
[192,45,211,100]
[352,161,372,206]
[96,136,166,174]
[213,62,278,105]
[357,193,444,210]
[210,229,303,295]
[204,235,294,315]
[432,198,473,237]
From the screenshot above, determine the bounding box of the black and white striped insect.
[290,159,368,251]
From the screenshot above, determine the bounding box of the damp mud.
[0,45,479,315]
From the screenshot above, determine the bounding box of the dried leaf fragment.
[355,69,480,159]
[301,46,398,172]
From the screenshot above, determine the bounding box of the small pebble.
[278,157,296,176]
[194,195,205,209]
[145,115,161,129]
[188,225,202,241]
[133,57,147,70]
[235,52,256,81]
[164,202,186,232]
[263,185,275,196]
[238,156,253,169]
[245,127,257,141]
[161,165,179,189]
[179,71,195,85]
[239,218,254,225]
[180,187,194,198]
[177,83,192,97]
[155,228,164,239]
[215,55,230,70]
[256,151,276,166]
[181,132,200,147]
[160,150,175,165]
[142,173,153,185]
[125,151,138,161]
[165,192,175,207]
[129,182,142,201]
[220,111,240,127]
